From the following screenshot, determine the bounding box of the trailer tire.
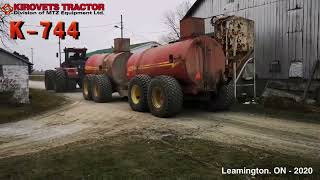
[128,75,151,112]
[148,76,183,118]
[82,74,95,100]
[54,69,67,93]
[44,70,55,90]
[92,74,113,103]
[209,82,235,111]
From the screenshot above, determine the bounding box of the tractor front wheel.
[148,76,183,118]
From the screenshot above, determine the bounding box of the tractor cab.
[62,48,88,68]
[60,48,88,83]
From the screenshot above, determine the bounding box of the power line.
[81,22,120,29]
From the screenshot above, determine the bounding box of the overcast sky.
[4,0,196,70]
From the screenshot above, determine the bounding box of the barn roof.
[0,48,33,65]
[183,0,204,19]
[86,41,158,57]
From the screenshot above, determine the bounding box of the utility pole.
[31,48,34,64]
[114,15,124,38]
[58,37,62,66]
[120,14,123,38]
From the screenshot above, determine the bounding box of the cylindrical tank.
[103,52,132,86]
[85,52,132,86]
[127,36,226,94]
[85,54,109,74]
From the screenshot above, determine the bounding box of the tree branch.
[162,1,191,43]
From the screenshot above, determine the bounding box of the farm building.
[0,48,33,104]
[86,41,161,57]
[184,0,320,80]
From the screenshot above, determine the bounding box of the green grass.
[0,136,318,180]
[0,89,67,124]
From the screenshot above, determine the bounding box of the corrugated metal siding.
[190,0,320,79]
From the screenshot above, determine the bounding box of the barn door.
[287,0,304,78]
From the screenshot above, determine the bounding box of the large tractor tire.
[128,75,151,112]
[148,76,183,118]
[82,74,95,100]
[54,69,67,93]
[92,74,113,103]
[208,82,235,111]
[44,70,55,90]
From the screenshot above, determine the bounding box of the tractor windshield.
[67,51,86,60]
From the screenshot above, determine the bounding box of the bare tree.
[162,1,192,43]
[0,3,11,48]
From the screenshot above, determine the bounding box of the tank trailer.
[83,16,254,118]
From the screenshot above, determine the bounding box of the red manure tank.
[83,16,254,118]
[127,36,226,95]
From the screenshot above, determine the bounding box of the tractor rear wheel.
[208,82,235,111]
[92,74,113,103]
[44,70,55,90]
[148,76,183,118]
[128,75,151,112]
[54,69,67,93]
[83,74,95,100]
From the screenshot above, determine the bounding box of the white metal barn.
[184,0,320,80]
[0,48,33,104]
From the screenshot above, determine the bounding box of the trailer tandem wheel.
[148,76,183,118]
[208,82,235,111]
[82,74,95,100]
[128,75,151,112]
[92,75,113,103]
[44,70,55,90]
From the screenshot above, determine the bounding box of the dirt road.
[0,81,319,159]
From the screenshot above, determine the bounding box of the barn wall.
[190,0,320,79]
[0,65,29,104]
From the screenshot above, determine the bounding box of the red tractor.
[45,48,88,92]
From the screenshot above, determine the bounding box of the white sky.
[4,0,196,70]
